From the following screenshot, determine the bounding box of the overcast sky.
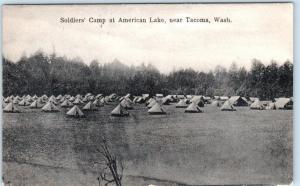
[3,4,293,73]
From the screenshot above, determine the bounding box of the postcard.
[2,3,293,186]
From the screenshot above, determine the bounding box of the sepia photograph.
[2,3,293,186]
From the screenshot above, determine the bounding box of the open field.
[3,103,293,186]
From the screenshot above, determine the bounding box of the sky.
[2,3,293,73]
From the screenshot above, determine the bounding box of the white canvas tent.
[61,100,74,108]
[42,102,59,112]
[275,98,293,109]
[83,101,98,111]
[250,100,265,110]
[148,103,166,115]
[175,99,188,108]
[220,100,236,111]
[29,100,44,108]
[66,105,85,118]
[111,104,129,117]
[3,102,20,113]
[185,102,203,113]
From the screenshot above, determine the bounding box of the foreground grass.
[3,104,293,185]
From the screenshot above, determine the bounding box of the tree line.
[3,50,293,100]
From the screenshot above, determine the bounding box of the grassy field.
[3,103,293,186]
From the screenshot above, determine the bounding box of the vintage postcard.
[2,3,293,186]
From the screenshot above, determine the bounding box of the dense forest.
[3,50,293,100]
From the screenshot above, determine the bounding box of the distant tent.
[220,96,229,101]
[228,96,248,106]
[155,94,164,98]
[142,94,150,102]
[31,95,38,100]
[146,98,154,106]
[148,103,166,115]
[266,102,276,110]
[185,102,203,113]
[96,94,103,99]
[41,102,59,112]
[142,94,149,98]
[211,100,222,107]
[49,95,56,99]
[136,97,146,104]
[249,97,259,103]
[214,96,220,100]
[177,95,186,99]
[83,101,98,111]
[39,97,47,103]
[61,100,74,108]
[13,97,19,104]
[56,95,62,100]
[175,99,189,108]
[82,97,88,102]
[3,102,20,113]
[66,105,85,118]
[89,95,95,101]
[100,98,107,105]
[190,96,205,107]
[275,98,293,110]
[41,94,48,100]
[186,95,192,99]
[111,104,129,117]
[69,96,75,102]
[4,97,12,103]
[203,96,211,104]
[124,93,130,98]
[220,100,236,111]
[18,99,30,106]
[250,100,265,110]
[165,95,176,103]
[59,97,66,103]
[85,93,92,97]
[133,96,140,103]
[29,100,44,108]
[190,96,203,103]
[147,99,157,108]
[48,96,58,105]
[120,98,133,109]
[109,93,117,101]
[75,94,82,99]
[161,97,171,105]
[93,99,98,105]
[26,97,34,103]
[93,99,104,107]
[73,97,83,105]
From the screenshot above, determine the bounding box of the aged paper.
[2,4,293,186]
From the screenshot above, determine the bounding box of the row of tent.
[3,93,292,107]
[2,93,293,117]
[210,98,292,110]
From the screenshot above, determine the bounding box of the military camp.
[2,33,293,186]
